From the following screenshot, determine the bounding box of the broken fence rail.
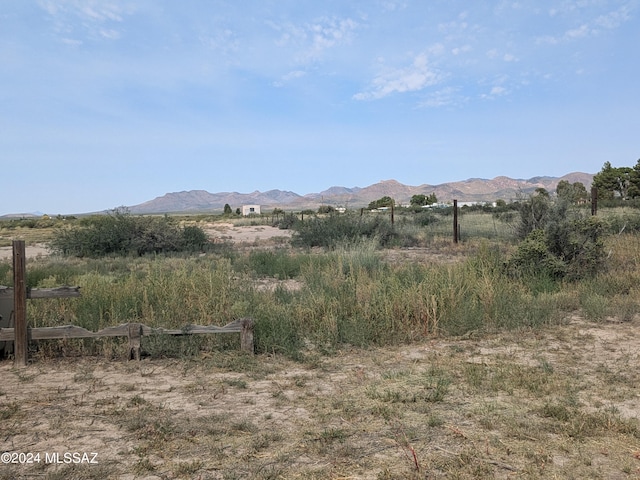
[0,318,255,360]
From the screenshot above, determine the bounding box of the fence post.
[128,322,142,361]
[240,318,255,354]
[591,186,598,216]
[453,200,459,244]
[13,240,28,367]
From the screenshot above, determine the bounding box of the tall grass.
[7,227,640,359]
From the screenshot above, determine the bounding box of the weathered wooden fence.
[0,240,254,367]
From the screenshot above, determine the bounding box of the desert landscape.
[4,1,639,478]
[1,204,640,479]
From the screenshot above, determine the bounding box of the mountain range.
[128,172,593,214]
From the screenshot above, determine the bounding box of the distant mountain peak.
[126,172,594,214]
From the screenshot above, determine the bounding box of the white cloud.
[380,1,408,12]
[536,35,559,45]
[419,86,467,108]
[595,3,634,29]
[438,11,469,35]
[481,85,508,99]
[271,16,358,63]
[566,24,590,38]
[272,70,307,87]
[485,49,517,62]
[200,29,239,56]
[61,37,83,47]
[283,70,306,80]
[310,18,357,51]
[539,1,636,44]
[38,0,131,43]
[452,45,471,55]
[79,4,123,23]
[39,0,127,23]
[353,51,443,100]
[99,28,121,40]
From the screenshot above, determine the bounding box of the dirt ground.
[1,316,639,479]
[0,244,51,260]
[203,223,293,245]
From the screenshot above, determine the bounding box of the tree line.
[593,159,640,200]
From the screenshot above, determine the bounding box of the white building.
[242,205,261,216]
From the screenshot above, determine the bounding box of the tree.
[592,161,634,200]
[317,205,335,214]
[368,196,394,210]
[572,182,589,203]
[629,159,640,199]
[556,181,589,204]
[410,193,438,207]
[223,204,232,215]
[410,194,427,206]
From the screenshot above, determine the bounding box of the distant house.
[242,205,261,216]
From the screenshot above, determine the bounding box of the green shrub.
[507,229,567,279]
[509,197,608,281]
[274,213,300,230]
[181,225,209,251]
[50,210,209,257]
[291,213,400,248]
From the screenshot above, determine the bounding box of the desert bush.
[273,212,300,230]
[515,190,552,239]
[413,211,439,226]
[508,229,568,279]
[509,197,608,281]
[291,213,401,248]
[50,209,209,257]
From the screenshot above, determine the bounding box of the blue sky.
[1,0,638,214]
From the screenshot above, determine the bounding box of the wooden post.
[128,322,142,361]
[13,240,28,367]
[239,318,255,354]
[453,200,458,244]
[591,186,598,216]
[390,203,394,226]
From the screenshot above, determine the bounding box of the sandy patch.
[204,223,293,244]
[0,244,51,260]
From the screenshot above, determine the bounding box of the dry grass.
[2,214,640,478]
[2,316,640,480]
